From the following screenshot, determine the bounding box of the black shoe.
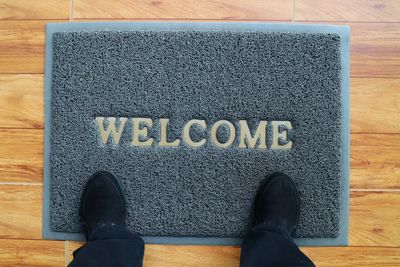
[80,171,126,240]
[255,172,300,235]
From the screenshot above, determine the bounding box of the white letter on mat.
[159,118,180,147]
[95,117,127,145]
[271,121,293,150]
[211,120,236,148]
[132,118,154,146]
[183,119,207,147]
[239,120,267,149]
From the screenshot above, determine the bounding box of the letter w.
[95,117,127,145]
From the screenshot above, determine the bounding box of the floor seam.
[70,0,73,21]
[65,240,69,267]
[0,182,43,186]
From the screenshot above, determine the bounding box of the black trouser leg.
[240,222,315,267]
[68,225,145,267]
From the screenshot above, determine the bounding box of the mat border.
[43,21,350,246]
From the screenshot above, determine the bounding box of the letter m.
[239,120,267,149]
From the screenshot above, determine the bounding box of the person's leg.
[69,225,144,267]
[240,172,315,267]
[68,171,145,267]
[240,222,314,267]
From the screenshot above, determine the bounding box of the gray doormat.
[43,22,350,246]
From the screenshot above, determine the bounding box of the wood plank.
[0,190,396,264]
[0,186,397,261]
[65,191,400,263]
[0,0,70,20]
[4,76,400,133]
[301,22,400,78]
[295,0,400,22]
[7,77,400,134]
[69,242,241,266]
[302,247,400,267]
[144,245,240,267]
[1,21,398,77]
[0,129,43,183]
[351,78,400,133]
[1,129,399,187]
[68,244,400,266]
[1,76,399,133]
[349,191,400,246]
[0,239,64,267]
[349,23,400,78]
[0,185,42,239]
[0,21,47,74]
[73,0,292,20]
[0,183,397,246]
[0,74,44,128]
[351,134,400,190]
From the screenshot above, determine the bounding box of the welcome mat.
[43,22,350,246]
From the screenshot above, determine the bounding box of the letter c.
[183,120,207,147]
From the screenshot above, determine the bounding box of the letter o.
[211,120,236,148]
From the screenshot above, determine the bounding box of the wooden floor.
[0,0,399,266]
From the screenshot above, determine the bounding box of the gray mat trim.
[43,22,350,246]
